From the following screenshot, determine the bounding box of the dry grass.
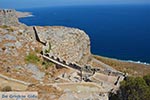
[93,55,150,77]
[27,85,63,100]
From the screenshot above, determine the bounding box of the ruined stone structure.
[33,26,46,45]
[33,26,91,65]
[42,52,125,85]
[0,9,20,26]
[33,25,125,86]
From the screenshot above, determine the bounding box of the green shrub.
[42,61,54,69]
[44,42,51,53]
[25,53,40,64]
[109,76,150,100]
[45,49,50,54]
[143,74,150,86]
[42,61,54,70]
[48,42,51,50]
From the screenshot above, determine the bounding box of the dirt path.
[0,74,30,91]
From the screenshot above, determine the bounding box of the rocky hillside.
[1,9,149,100]
[36,26,91,65]
[0,9,110,100]
[0,9,91,66]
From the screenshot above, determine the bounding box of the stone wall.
[0,9,20,26]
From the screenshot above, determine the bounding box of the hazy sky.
[0,0,150,9]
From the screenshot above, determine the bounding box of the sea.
[18,5,150,64]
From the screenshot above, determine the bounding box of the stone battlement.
[0,9,20,26]
[0,9,15,14]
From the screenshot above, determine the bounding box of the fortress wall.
[0,9,20,26]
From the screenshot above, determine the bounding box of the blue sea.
[18,5,150,64]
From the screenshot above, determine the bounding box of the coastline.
[96,55,150,66]
[93,55,150,76]
[121,60,150,65]
[16,11,33,18]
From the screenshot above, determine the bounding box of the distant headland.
[0,9,32,18]
[16,11,33,18]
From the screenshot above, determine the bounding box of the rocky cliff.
[0,9,20,26]
[36,26,91,65]
[0,9,91,66]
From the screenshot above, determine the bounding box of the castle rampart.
[0,9,20,26]
[0,9,14,14]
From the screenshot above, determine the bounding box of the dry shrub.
[1,86,12,92]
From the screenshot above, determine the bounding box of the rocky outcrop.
[0,9,20,26]
[25,64,45,81]
[35,26,91,65]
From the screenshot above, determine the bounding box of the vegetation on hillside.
[25,52,55,70]
[44,42,51,54]
[42,61,54,70]
[0,25,8,28]
[0,86,12,92]
[0,25,14,32]
[109,75,150,100]
[93,55,150,76]
[25,52,40,64]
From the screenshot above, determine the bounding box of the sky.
[0,0,150,9]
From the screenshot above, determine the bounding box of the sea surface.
[18,5,150,64]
